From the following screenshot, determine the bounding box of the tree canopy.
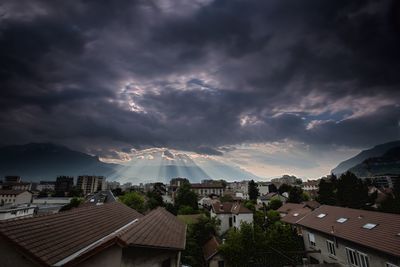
[248,180,259,201]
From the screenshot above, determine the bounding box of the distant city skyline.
[0,1,399,179]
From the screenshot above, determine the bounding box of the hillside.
[348,147,400,177]
[331,140,400,175]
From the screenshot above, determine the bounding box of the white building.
[77,176,106,195]
[191,183,225,196]
[210,201,253,234]
[0,190,32,205]
[0,204,36,220]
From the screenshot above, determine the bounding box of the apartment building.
[191,183,225,196]
[288,205,400,267]
[211,201,253,234]
[77,175,106,195]
[0,190,32,205]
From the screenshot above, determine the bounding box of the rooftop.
[298,205,400,258]
[211,201,252,214]
[0,189,29,195]
[203,236,220,261]
[191,183,224,189]
[0,202,186,266]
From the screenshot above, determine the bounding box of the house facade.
[211,202,253,234]
[191,183,225,197]
[0,190,32,205]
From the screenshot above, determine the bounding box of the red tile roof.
[277,203,305,214]
[281,206,312,225]
[0,189,29,195]
[297,205,400,257]
[0,202,186,266]
[118,207,186,250]
[203,236,220,261]
[211,202,252,214]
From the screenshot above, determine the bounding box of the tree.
[288,186,304,203]
[59,197,83,212]
[316,178,337,205]
[175,182,198,211]
[266,210,280,225]
[248,180,259,201]
[181,216,220,267]
[278,183,292,195]
[119,191,146,213]
[146,190,164,210]
[178,205,197,215]
[336,172,368,209]
[269,198,283,210]
[219,194,233,202]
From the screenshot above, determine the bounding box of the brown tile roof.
[281,206,312,225]
[0,202,142,266]
[304,200,321,210]
[211,202,252,214]
[118,207,186,250]
[203,236,220,261]
[277,203,305,214]
[297,205,400,257]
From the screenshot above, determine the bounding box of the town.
[0,172,399,267]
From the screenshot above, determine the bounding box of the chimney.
[331,225,335,234]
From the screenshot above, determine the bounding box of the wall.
[15,191,33,205]
[121,247,179,267]
[234,213,253,229]
[78,245,122,267]
[211,211,231,234]
[0,236,40,267]
[208,253,227,267]
[0,206,35,220]
[302,227,400,267]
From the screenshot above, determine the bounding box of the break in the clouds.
[0,0,399,178]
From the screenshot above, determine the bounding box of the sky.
[0,0,399,179]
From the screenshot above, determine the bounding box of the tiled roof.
[0,202,142,266]
[297,205,400,257]
[277,203,305,213]
[211,202,252,214]
[0,202,187,266]
[203,236,220,261]
[303,200,321,210]
[0,189,29,195]
[281,206,312,225]
[118,207,186,250]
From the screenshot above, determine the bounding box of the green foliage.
[336,172,368,209]
[59,197,83,212]
[269,198,283,210]
[178,205,198,215]
[68,186,83,198]
[175,182,198,211]
[181,216,220,267]
[165,202,177,215]
[146,190,164,210]
[119,191,146,213]
[248,180,259,201]
[266,210,280,225]
[288,186,304,203]
[219,194,233,202]
[219,222,303,267]
[316,178,337,205]
[253,210,266,229]
[278,183,292,195]
[243,199,256,212]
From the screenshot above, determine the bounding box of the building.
[302,180,319,192]
[0,190,32,205]
[257,182,277,196]
[0,202,186,267]
[0,204,36,220]
[289,205,400,266]
[257,192,287,206]
[83,190,116,206]
[77,175,106,195]
[55,176,74,194]
[37,181,56,191]
[211,201,253,234]
[4,176,21,183]
[191,183,225,196]
[203,236,226,267]
[371,175,400,189]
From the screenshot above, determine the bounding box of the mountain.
[348,146,400,177]
[331,140,400,175]
[0,143,118,182]
[0,143,260,183]
[113,149,260,183]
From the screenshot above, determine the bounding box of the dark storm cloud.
[0,0,399,155]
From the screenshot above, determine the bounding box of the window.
[308,233,316,247]
[346,248,359,266]
[336,217,348,223]
[317,213,326,218]
[362,223,377,229]
[218,260,225,267]
[326,240,336,256]
[358,252,369,267]
[293,213,299,217]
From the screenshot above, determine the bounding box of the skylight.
[336,217,348,223]
[362,223,377,229]
[293,213,299,217]
[317,213,326,218]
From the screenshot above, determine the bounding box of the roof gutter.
[52,218,139,266]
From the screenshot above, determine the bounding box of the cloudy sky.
[1,0,399,179]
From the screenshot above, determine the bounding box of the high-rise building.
[55,176,74,194]
[77,176,106,195]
